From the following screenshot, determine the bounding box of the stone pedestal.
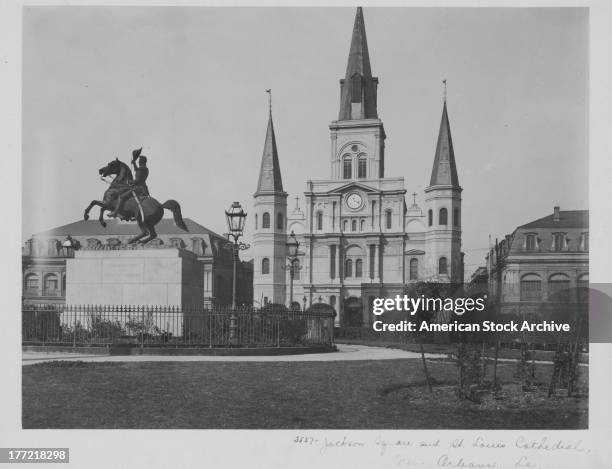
[65,248,203,307]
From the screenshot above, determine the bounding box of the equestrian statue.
[83,148,188,244]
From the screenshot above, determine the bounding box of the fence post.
[72,305,77,348]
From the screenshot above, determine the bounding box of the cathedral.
[251,7,464,326]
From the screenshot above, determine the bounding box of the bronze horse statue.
[83,158,188,244]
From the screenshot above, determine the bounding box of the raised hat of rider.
[139,156,147,164]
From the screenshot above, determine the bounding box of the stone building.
[486,206,589,315]
[252,7,465,325]
[22,218,253,307]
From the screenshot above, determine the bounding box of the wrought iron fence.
[22,304,334,348]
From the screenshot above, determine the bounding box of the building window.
[385,210,392,229]
[24,273,39,294]
[553,233,565,251]
[428,209,433,227]
[548,274,570,302]
[581,232,589,251]
[47,239,59,256]
[343,157,352,179]
[255,213,258,229]
[317,211,323,231]
[358,157,367,178]
[360,219,365,231]
[277,213,283,230]
[343,220,348,232]
[438,257,448,275]
[410,258,418,280]
[345,259,353,278]
[351,73,362,102]
[453,208,459,227]
[191,238,203,255]
[439,208,448,225]
[262,258,270,275]
[351,219,357,232]
[170,238,184,249]
[43,273,58,296]
[330,295,336,309]
[262,212,270,229]
[330,245,336,279]
[369,245,375,279]
[520,274,541,301]
[355,259,363,277]
[525,234,536,251]
[577,273,589,303]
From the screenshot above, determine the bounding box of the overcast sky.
[22,7,588,276]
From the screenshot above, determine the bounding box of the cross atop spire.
[443,79,447,103]
[266,89,272,115]
[429,100,460,187]
[255,103,285,195]
[338,7,379,121]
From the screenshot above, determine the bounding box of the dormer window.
[525,234,537,251]
[580,232,589,251]
[553,233,565,252]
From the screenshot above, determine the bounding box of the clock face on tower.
[346,192,363,210]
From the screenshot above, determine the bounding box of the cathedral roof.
[338,7,378,121]
[429,101,460,187]
[255,112,285,195]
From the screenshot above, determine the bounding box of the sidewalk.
[22,344,439,365]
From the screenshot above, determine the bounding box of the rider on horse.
[109,148,149,218]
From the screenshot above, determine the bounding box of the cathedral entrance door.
[343,296,363,327]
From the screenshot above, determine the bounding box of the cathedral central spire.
[429,99,460,187]
[338,7,379,121]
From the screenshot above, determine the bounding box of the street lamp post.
[283,231,303,309]
[224,202,249,345]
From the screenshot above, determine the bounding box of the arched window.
[520,273,541,301]
[345,259,353,278]
[438,257,448,275]
[343,220,348,232]
[191,238,203,255]
[410,258,418,280]
[385,210,392,229]
[317,211,323,231]
[355,259,363,277]
[577,273,589,303]
[358,157,367,178]
[343,157,352,179]
[277,213,283,230]
[439,208,448,225]
[351,73,362,102]
[351,219,357,232]
[43,273,58,296]
[24,273,39,294]
[453,208,459,227]
[548,273,570,302]
[428,209,433,227]
[262,212,270,229]
[360,219,365,231]
[255,213,258,229]
[261,258,270,275]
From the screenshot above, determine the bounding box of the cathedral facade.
[252,8,464,326]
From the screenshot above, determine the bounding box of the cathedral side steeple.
[429,99,460,188]
[256,111,285,195]
[253,101,288,306]
[338,6,378,121]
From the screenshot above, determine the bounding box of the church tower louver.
[251,7,464,325]
[252,109,288,306]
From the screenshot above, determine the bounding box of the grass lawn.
[22,359,588,429]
